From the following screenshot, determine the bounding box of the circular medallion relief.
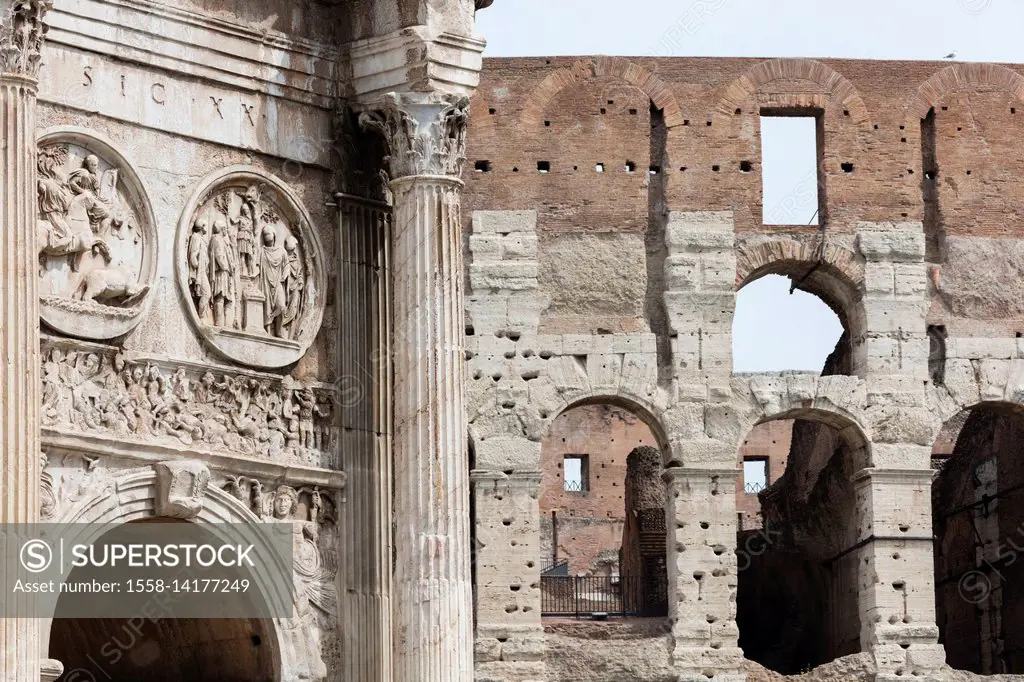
[37,128,157,340]
[176,166,326,369]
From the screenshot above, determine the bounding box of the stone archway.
[44,464,322,682]
[732,405,871,674]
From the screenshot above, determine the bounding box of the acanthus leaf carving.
[0,0,52,79]
[358,92,470,180]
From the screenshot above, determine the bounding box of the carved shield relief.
[36,128,157,340]
[176,167,326,368]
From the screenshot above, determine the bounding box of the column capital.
[0,0,52,80]
[358,92,470,181]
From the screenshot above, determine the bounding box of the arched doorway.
[48,518,278,682]
[42,464,334,682]
[933,403,1024,674]
[50,616,275,682]
[736,412,866,674]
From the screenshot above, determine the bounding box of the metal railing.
[540,575,667,618]
[541,559,569,577]
[744,481,766,494]
[563,479,587,492]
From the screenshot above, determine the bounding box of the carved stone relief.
[154,460,210,519]
[213,475,339,681]
[36,128,157,340]
[177,167,326,368]
[358,92,470,179]
[41,337,338,469]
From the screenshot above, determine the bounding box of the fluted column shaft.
[0,72,42,682]
[389,175,472,681]
[337,196,394,682]
[1,3,54,678]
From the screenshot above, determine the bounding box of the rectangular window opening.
[474,160,491,173]
[743,458,768,494]
[564,455,589,493]
[537,161,550,173]
[760,112,823,226]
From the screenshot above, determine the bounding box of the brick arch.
[717,58,871,125]
[908,63,1024,120]
[735,237,867,378]
[735,238,863,290]
[519,56,685,128]
[536,384,673,465]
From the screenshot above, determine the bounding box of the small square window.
[743,459,767,494]
[564,455,590,492]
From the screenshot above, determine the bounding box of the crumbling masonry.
[4,0,1024,679]
[464,56,1024,682]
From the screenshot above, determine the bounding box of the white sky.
[476,0,1021,373]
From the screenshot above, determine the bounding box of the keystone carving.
[153,460,210,519]
[358,92,470,179]
[0,0,52,78]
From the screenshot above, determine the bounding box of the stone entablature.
[38,0,338,167]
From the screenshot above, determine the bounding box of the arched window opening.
[933,404,1024,674]
[538,403,668,621]
[733,274,846,375]
[737,416,863,674]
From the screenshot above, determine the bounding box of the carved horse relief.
[36,128,157,340]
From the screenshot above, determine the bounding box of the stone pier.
[361,93,475,682]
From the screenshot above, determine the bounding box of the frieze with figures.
[40,339,338,469]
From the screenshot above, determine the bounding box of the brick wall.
[465,57,1024,338]
[736,420,793,529]
[539,404,657,575]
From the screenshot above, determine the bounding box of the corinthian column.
[360,93,473,682]
[0,2,59,682]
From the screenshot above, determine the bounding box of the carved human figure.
[195,371,217,405]
[259,226,288,338]
[187,218,212,317]
[295,387,321,450]
[40,453,57,521]
[209,219,236,328]
[68,154,120,237]
[283,235,304,339]
[232,200,257,279]
[37,146,111,272]
[273,485,332,682]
